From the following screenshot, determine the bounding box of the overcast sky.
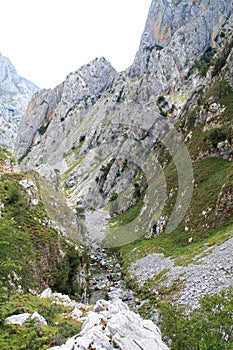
[1,0,151,89]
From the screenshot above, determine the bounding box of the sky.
[0,0,152,89]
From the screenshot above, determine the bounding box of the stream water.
[88,248,135,307]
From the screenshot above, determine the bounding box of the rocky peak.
[0,52,38,150]
[0,53,36,94]
[56,56,117,120]
[15,57,116,162]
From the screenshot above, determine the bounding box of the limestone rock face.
[131,0,233,77]
[0,53,38,149]
[15,57,116,165]
[15,85,63,162]
[48,299,169,350]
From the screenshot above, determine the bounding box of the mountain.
[15,0,233,245]
[2,0,233,349]
[0,53,38,149]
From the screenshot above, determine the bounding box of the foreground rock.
[48,299,169,350]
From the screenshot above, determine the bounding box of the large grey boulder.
[30,311,48,326]
[4,311,48,326]
[4,313,31,326]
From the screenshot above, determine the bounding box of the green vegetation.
[178,80,233,159]
[120,220,233,273]
[0,172,65,294]
[159,288,233,350]
[205,127,229,147]
[0,293,82,350]
[109,192,118,202]
[0,148,89,349]
[0,148,15,163]
[63,156,85,177]
[0,173,86,296]
[50,245,89,297]
[188,48,217,77]
[205,79,232,101]
[212,39,233,77]
[108,198,143,228]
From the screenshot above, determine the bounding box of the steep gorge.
[1,0,233,349]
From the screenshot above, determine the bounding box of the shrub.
[109,192,118,202]
[212,40,233,77]
[206,128,227,147]
[38,123,50,135]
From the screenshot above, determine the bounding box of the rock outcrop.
[0,53,38,149]
[131,0,233,77]
[4,311,47,326]
[48,299,169,350]
[15,57,116,163]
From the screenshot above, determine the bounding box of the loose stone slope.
[130,236,233,309]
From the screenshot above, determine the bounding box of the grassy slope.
[0,149,89,349]
[0,293,82,350]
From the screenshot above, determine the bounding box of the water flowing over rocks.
[89,248,135,309]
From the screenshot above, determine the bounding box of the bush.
[109,192,118,202]
[5,184,27,224]
[157,95,165,104]
[212,40,233,77]
[206,128,227,147]
[50,246,89,298]
[38,123,50,135]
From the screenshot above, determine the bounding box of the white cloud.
[1,0,151,88]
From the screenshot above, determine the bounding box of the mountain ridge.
[0,52,38,149]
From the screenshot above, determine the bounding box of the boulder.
[31,311,48,326]
[4,313,31,326]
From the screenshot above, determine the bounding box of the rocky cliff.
[0,53,38,149]
[15,0,233,246]
[7,1,233,348]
